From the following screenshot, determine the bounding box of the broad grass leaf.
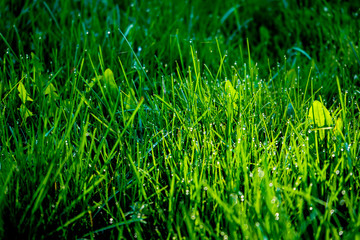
[92,76,103,83]
[124,88,137,110]
[87,69,118,97]
[123,88,137,121]
[86,76,102,92]
[333,117,343,136]
[44,83,59,100]
[308,100,333,140]
[225,81,238,101]
[44,83,59,117]
[225,81,239,111]
[308,100,333,126]
[19,104,33,122]
[31,52,44,78]
[18,82,33,104]
[104,68,118,94]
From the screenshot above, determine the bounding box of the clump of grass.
[1,0,360,239]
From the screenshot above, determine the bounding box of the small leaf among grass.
[44,83,59,100]
[333,117,343,136]
[225,80,240,112]
[104,68,117,93]
[308,100,333,140]
[17,82,33,104]
[86,68,118,97]
[19,104,33,122]
[122,88,138,121]
[225,81,238,101]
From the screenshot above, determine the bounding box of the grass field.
[1,0,360,239]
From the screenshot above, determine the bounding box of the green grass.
[1,0,360,239]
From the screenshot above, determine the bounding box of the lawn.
[1,0,360,239]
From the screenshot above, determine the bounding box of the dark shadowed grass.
[0,0,360,239]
